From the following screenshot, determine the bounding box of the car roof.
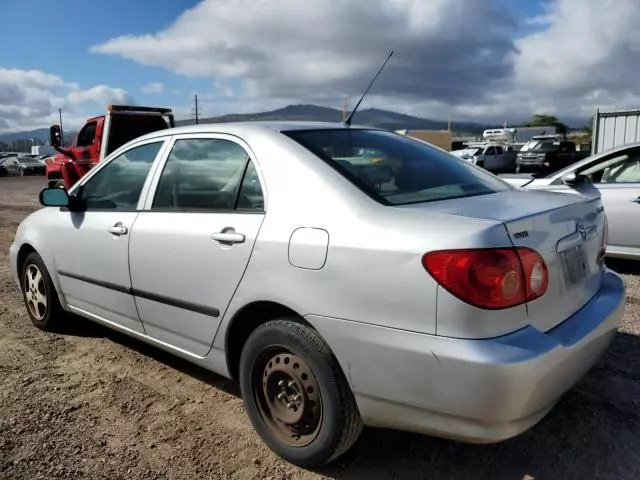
[136,120,380,142]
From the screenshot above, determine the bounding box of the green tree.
[523,114,568,135]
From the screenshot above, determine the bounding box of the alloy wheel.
[23,264,48,321]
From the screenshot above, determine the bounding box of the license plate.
[560,244,588,285]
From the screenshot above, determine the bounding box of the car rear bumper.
[308,268,625,443]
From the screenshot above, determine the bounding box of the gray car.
[9,122,625,467]
[500,141,640,260]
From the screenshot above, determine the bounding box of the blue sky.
[1,0,637,132]
[2,0,211,107]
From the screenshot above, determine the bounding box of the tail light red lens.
[422,247,548,309]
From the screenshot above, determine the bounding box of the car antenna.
[344,50,394,126]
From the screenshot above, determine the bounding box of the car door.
[493,145,507,170]
[588,155,640,256]
[128,134,266,355]
[51,138,169,333]
[483,146,497,170]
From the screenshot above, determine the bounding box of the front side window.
[284,129,511,205]
[77,141,163,210]
[580,152,640,184]
[152,138,262,211]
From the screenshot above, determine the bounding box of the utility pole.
[192,94,201,124]
[58,108,64,146]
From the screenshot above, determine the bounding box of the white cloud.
[67,85,133,105]
[141,82,164,94]
[91,0,516,114]
[0,68,133,133]
[90,0,640,125]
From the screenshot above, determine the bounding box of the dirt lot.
[1,176,640,480]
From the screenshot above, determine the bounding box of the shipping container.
[592,107,640,154]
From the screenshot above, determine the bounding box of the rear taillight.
[598,215,608,266]
[422,247,548,310]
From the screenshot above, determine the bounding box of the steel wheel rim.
[252,346,323,447]
[23,264,47,321]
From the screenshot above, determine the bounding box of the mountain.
[1,104,493,143]
[176,104,491,134]
[0,128,51,142]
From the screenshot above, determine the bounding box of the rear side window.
[284,129,511,205]
[152,138,264,211]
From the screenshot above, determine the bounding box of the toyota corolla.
[9,121,625,467]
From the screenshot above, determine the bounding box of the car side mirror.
[49,125,62,148]
[39,187,69,207]
[561,172,588,185]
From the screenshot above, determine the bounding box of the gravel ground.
[1,175,640,480]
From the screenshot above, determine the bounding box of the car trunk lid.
[404,189,605,333]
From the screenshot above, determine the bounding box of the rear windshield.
[284,129,511,205]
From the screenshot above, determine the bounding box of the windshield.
[531,141,558,152]
[453,147,482,157]
[284,129,511,205]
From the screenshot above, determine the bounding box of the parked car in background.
[0,156,21,176]
[450,142,515,172]
[16,156,46,175]
[10,122,624,467]
[500,141,640,260]
[515,137,588,173]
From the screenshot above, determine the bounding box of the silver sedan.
[500,141,640,260]
[9,122,625,467]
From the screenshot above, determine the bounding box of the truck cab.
[47,104,174,189]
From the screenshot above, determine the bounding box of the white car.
[451,144,514,172]
[9,121,624,467]
[499,141,640,260]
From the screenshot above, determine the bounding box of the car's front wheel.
[21,251,64,331]
[239,319,362,468]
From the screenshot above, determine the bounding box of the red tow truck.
[47,104,175,189]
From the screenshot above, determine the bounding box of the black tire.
[20,251,64,331]
[239,319,362,468]
[47,179,64,188]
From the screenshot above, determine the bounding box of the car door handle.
[211,231,245,244]
[108,224,128,236]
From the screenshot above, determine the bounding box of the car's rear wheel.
[21,252,64,331]
[239,319,362,468]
